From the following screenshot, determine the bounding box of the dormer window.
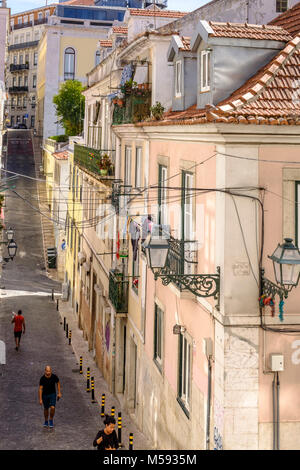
[200,50,211,92]
[276,0,288,12]
[175,60,182,97]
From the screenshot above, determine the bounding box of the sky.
[7,0,209,15]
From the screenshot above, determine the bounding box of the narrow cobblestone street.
[0,130,151,451]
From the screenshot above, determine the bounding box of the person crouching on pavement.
[93,415,119,450]
[39,365,62,429]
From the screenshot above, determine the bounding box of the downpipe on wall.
[272,371,280,450]
[206,354,213,450]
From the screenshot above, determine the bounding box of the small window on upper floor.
[45,10,50,18]
[17,17,22,25]
[95,50,100,67]
[200,50,211,93]
[175,60,182,97]
[276,0,288,12]
[38,12,43,20]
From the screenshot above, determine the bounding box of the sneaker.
[15,347,18,351]
[43,421,48,427]
[49,420,54,428]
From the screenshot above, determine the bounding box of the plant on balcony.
[120,78,137,95]
[150,102,165,121]
[99,153,112,176]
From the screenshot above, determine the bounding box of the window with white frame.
[32,75,36,88]
[95,50,101,66]
[178,333,192,414]
[154,303,164,371]
[124,146,132,189]
[175,60,182,97]
[64,47,75,81]
[135,147,142,189]
[158,164,168,226]
[200,50,211,92]
[18,17,22,25]
[34,52,38,66]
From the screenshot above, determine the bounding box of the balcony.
[9,86,29,93]
[109,270,129,314]
[112,88,151,125]
[162,238,198,285]
[10,63,29,72]
[8,41,39,52]
[12,21,33,31]
[74,144,115,181]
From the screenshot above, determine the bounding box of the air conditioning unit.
[61,282,69,301]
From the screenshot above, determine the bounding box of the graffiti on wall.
[214,400,224,450]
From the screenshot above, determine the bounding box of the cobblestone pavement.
[0,130,152,451]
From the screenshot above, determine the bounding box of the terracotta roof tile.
[99,40,112,47]
[112,26,128,34]
[128,8,186,18]
[269,2,300,37]
[134,33,300,127]
[179,36,191,51]
[53,151,68,160]
[208,21,292,42]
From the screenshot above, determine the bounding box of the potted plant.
[150,102,165,121]
[99,153,112,176]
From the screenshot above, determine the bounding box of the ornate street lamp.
[261,238,300,301]
[144,225,220,302]
[6,227,14,241]
[7,239,17,260]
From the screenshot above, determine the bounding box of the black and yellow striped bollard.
[86,367,90,392]
[79,356,83,374]
[111,406,115,417]
[91,377,96,403]
[118,412,123,448]
[101,394,105,417]
[129,433,133,450]
[68,330,72,345]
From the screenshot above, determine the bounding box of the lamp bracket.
[154,266,220,304]
[260,268,290,301]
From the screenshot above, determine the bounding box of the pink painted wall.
[145,140,217,396]
[259,145,300,422]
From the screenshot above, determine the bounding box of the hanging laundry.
[129,220,140,261]
[142,215,153,243]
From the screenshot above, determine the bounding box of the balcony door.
[181,171,195,274]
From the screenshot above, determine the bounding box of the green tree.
[53,80,85,136]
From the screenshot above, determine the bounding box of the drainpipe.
[111,311,116,396]
[272,373,276,450]
[206,356,212,450]
[276,372,280,450]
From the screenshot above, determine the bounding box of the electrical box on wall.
[270,354,284,372]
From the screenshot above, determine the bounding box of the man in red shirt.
[11,310,25,351]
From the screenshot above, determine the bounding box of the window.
[23,97,27,107]
[30,14,34,24]
[26,32,30,43]
[158,165,168,226]
[276,0,288,12]
[64,47,75,80]
[19,54,23,64]
[20,34,24,43]
[24,16,28,23]
[24,76,28,87]
[12,77,16,87]
[178,333,192,415]
[11,116,14,127]
[13,55,17,65]
[34,52,38,66]
[175,60,182,97]
[17,96,21,106]
[182,171,194,241]
[18,17,22,25]
[32,75,36,88]
[18,76,22,87]
[45,10,50,18]
[135,147,142,189]
[14,36,19,45]
[34,31,40,41]
[95,50,100,66]
[154,303,164,371]
[200,50,211,92]
[31,115,35,128]
[25,54,29,64]
[124,146,132,189]
[38,12,43,20]
[16,115,21,123]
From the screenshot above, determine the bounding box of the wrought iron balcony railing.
[109,270,129,313]
[74,144,115,179]
[8,41,39,52]
[9,86,29,93]
[112,92,151,125]
[10,63,29,72]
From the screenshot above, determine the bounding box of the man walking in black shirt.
[39,365,62,428]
